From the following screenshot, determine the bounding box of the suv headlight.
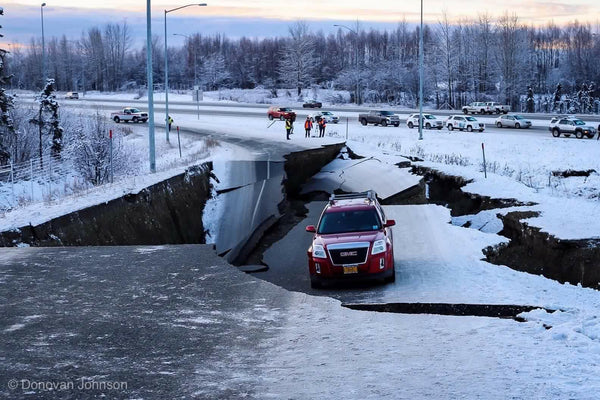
[312,244,327,259]
[371,240,386,255]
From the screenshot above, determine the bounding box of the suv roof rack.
[329,190,377,205]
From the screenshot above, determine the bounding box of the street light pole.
[418,0,424,140]
[164,3,206,143]
[334,24,360,105]
[146,0,156,173]
[41,2,46,86]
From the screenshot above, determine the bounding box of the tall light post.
[418,0,424,140]
[40,2,46,86]
[164,3,206,143]
[334,24,360,105]
[146,0,156,173]
[173,33,197,88]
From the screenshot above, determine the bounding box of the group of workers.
[285,115,327,140]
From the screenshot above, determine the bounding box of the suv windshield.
[318,209,382,234]
[425,115,436,119]
[466,116,477,121]
[380,111,396,116]
[574,120,585,125]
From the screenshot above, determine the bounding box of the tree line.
[4,14,600,111]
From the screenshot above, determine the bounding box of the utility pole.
[164,3,207,142]
[41,2,47,86]
[146,0,156,172]
[418,0,424,140]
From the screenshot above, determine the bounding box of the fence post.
[30,159,34,203]
[48,155,52,201]
[109,129,114,183]
[10,162,14,207]
[346,117,349,141]
[177,126,182,158]
[481,143,487,179]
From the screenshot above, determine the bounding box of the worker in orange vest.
[318,117,327,137]
[304,116,313,138]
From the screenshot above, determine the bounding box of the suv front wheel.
[575,130,584,139]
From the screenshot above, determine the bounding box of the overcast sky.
[2,0,599,47]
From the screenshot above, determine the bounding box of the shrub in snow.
[69,111,130,186]
[7,105,38,163]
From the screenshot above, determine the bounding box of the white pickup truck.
[462,102,490,115]
[111,107,148,123]
[462,101,510,115]
[485,102,510,114]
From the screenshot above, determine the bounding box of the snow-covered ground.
[4,90,600,399]
[6,90,600,240]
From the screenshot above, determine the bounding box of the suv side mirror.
[385,219,396,227]
[305,225,316,233]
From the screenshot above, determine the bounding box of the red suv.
[267,106,296,121]
[305,191,396,288]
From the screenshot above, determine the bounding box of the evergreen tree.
[526,86,535,113]
[552,83,562,112]
[0,7,14,165]
[29,79,64,161]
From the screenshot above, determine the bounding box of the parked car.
[305,191,395,288]
[64,91,79,99]
[110,107,148,123]
[495,114,532,129]
[445,115,485,132]
[302,100,322,109]
[406,113,444,130]
[549,116,596,139]
[358,110,400,127]
[314,111,339,124]
[267,106,296,121]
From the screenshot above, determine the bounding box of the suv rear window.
[318,209,382,234]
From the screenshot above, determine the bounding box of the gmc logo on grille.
[340,251,358,257]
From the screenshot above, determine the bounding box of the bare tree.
[278,21,318,97]
[495,12,527,109]
[437,11,457,108]
[104,21,131,90]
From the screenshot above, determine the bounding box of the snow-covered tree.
[70,111,127,185]
[202,53,230,91]
[526,86,535,113]
[577,82,594,114]
[29,79,63,160]
[278,21,318,96]
[0,7,14,165]
[552,83,562,112]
